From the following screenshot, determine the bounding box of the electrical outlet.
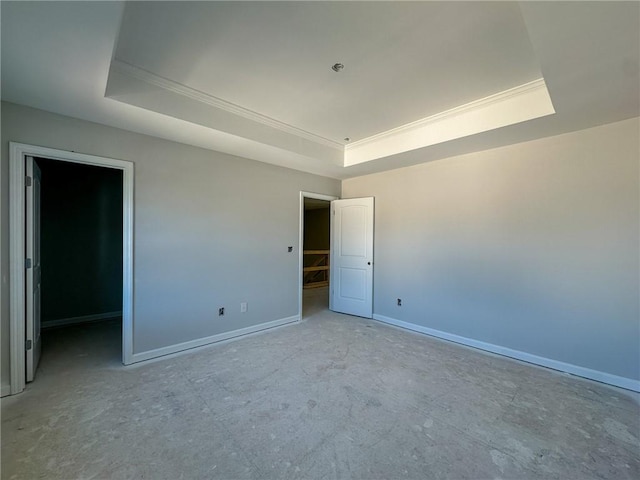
[240,302,247,313]
[397,298,402,306]
[218,307,225,316]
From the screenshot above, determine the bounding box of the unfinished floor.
[2,288,639,479]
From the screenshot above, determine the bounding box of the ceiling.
[2,2,638,179]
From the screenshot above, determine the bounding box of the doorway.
[298,192,375,320]
[298,192,337,319]
[9,143,134,395]
[37,157,123,374]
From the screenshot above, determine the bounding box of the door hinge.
[25,339,32,351]
[25,176,32,187]
[25,258,32,269]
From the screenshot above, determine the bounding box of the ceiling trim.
[347,79,548,150]
[108,61,555,169]
[344,78,555,166]
[110,59,343,150]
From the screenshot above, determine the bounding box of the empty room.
[1,1,638,479]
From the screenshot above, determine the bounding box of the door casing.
[8,143,134,395]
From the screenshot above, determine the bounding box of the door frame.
[298,191,338,319]
[9,143,134,395]
[25,157,42,382]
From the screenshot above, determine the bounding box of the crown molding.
[344,78,554,166]
[347,79,547,150]
[108,61,553,168]
[110,60,343,150]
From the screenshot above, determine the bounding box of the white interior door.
[25,156,42,382]
[330,197,374,318]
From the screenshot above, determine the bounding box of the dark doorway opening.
[36,157,124,372]
[302,197,331,318]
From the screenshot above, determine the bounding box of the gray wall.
[1,102,340,391]
[37,158,123,322]
[2,101,637,392]
[343,117,640,382]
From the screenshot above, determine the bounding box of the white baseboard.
[130,315,300,364]
[372,314,640,393]
[1,383,12,398]
[42,311,122,329]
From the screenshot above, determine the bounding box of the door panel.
[340,206,367,256]
[339,268,366,300]
[330,197,374,318]
[26,156,42,382]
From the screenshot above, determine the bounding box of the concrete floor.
[2,288,639,479]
